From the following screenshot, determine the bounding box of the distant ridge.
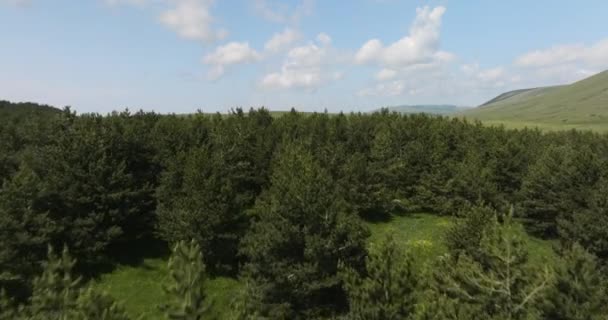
[463,70,608,130]
[374,104,466,115]
[0,100,62,122]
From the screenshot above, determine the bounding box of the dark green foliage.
[0,165,57,296]
[13,246,131,320]
[519,145,602,237]
[542,244,608,320]
[37,111,158,268]
[444,204,496,260]
[342,234,418,320]
[2,98,608,318]
[558,178,608,262]
[425,211,553,319]
[239,143,369,319]
[27,246,82,319]
[157,109,274,274]
[75,287,132,320]
[0,289,18,320]
[161,240,207,320]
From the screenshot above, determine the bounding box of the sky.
[1,0,608,114]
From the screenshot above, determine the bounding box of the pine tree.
[0,289,18,320]
[0,164,57,294]
[519,145,601,237]
[28,246,82,320]
[542,244,607,320]
[74,287,132,320]
[161,240,207,320]
[239,143,369,319]
[444,204,496,261]
[342,234,418,320]
[427,210,553,320]
[558,178,608,262]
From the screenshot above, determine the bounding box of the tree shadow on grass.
[360,208,394,223]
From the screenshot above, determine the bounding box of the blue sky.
[2,0,608,113]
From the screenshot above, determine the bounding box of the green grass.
[92,258,242,320]
[95,213,557,318]
[365,213,452,266]
[365,212,557,266]
[462,70,608,132]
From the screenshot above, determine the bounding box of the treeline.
[0,102,607,318]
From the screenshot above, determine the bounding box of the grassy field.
[94,212,556,318]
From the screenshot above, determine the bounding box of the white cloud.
[159,0,226,43]
[509,38,608,87]
[515,38,608,69]
[357,80,407,97]
[104,0,149,6]
[260,34,340,90]
[264,28,300,53]
[202,42,261,79]
[316,32,331,46]
[375,68,397,81]
[355,6,448,68]
[252,0,314,24]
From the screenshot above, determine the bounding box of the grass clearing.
[94,212,557,318]
[92,258,242,320]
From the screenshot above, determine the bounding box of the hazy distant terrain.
[375,104,466,115]
[463,71,608,131]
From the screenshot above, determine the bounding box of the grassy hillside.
[463,71,608,131]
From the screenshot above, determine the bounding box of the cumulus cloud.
[355,6,449,68]
[357,80,407,97]
[203,42,261,79]
[104,0,149,6]
[509,38,608,87]
[264,28,301,53]
[159,0,226,43]
[316,32,331,46]
[375,68,397,81]
[252,0,314,24]
[260,33,340,90]
[514,38,608,75]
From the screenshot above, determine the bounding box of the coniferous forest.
[1,100,608,319]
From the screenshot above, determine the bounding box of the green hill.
[0,100,61,124]
[463,71,608,131]
[376,104,466,115]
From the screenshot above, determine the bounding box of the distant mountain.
[375,105,466,115]
[463,70,608,130]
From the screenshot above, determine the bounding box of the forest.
[0,100,607,319]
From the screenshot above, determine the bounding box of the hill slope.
[0,100,61,123]
[463,71,608,130]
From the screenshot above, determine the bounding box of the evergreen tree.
[0,165,57,295]
[161,240,207,320]
[28,246,82,320]
[558,178,608,262]
[444,204,496,261]
[239,143,369,319]
[542,244,608,320]
[74,287,131,320]
[519,145,601,237]
[426,210,553,319]
[342,234,418,320]
[0,289,18,320]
